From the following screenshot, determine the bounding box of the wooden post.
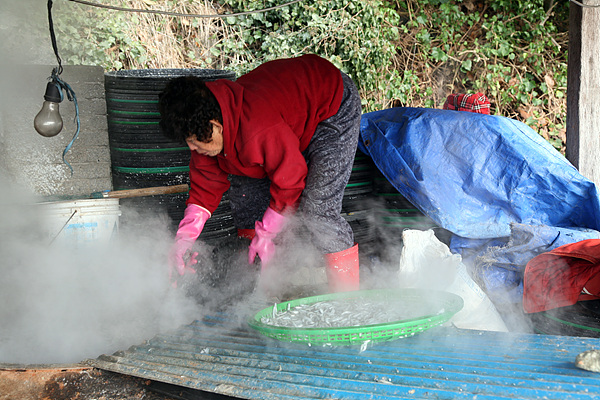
[566,0,600,186]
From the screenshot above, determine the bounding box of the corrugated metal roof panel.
[88,313,600,399]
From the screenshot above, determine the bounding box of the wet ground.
[0,366,182,400]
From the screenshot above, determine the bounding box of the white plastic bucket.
[38,198,121,246]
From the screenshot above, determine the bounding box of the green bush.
[215,0,569,150]
[54,1,134,69]
[391,0,568,151]
[214,0,402,112]
[54,0,569,151]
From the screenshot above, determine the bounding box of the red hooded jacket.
[186,54,344,215]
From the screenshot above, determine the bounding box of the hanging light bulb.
[34,80,63,137]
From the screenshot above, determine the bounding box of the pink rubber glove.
[169,204,211,287]
[248,207,287,269]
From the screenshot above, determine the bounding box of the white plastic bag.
[398,229,508,332]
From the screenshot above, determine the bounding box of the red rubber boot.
[325,243,360,292]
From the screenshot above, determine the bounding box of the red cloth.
[443,93,491,114]
[237,228,256,240]
[523,239,600,313]
[186,54,344,214]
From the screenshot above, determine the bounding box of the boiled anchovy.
[261,298,439,328]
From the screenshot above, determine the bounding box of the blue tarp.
[453,223,600,304]
[358,107,600,239]
[358,107,600,302]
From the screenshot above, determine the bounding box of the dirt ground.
[0,366,181,400]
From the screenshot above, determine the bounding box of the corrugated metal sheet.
[88,313,600,399]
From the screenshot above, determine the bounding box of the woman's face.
[186,120,223,157]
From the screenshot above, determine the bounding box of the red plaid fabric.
[523,239,600,313]
[443,92,491,114]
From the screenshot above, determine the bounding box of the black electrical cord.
[44,0,80,175]
[65,0,600,17]
[569,0,600,7]
[47,0,63,76]
[66,0,305,18]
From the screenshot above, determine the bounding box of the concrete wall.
[0,64,112,198]
[0,1,112,199]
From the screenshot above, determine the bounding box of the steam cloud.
[0,178,202,364]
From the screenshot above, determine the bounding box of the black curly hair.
[158,76,223,144]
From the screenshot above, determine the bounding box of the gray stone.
[575,350,600,373]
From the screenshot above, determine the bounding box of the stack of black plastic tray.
[341,150,378,248]
[104,68,236,237]
[529,300,600,337]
